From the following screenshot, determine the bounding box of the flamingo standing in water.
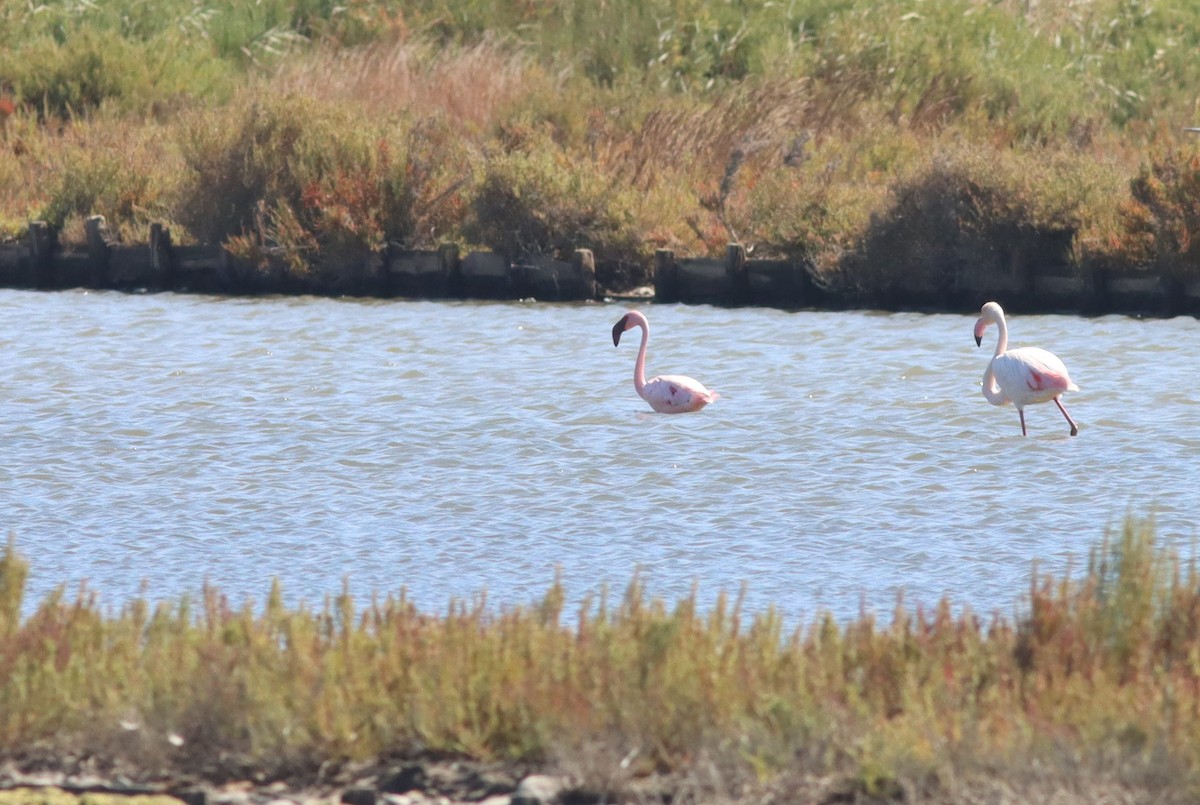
[973,301,1079,436]
[612,310,718,413]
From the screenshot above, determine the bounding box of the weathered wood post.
[573,248,596,300]
[460,250,510,298]
[28,220,52,288]
[1011,242,1034,302]
[0,239,23,286]
[150,223,175,290]
[654,249,678,303]
[387,244,453,298]
[747,257,808,308]
[1159,273,1184,317]
[85,215,111,288]
[1184,277,1200,317]
[440,242,461,297]
[726,242,748,305]
[1082,264,1108,314]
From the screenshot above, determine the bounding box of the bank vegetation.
[2,0,1200,295]
[0,517,1199,801]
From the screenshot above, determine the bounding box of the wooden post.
[746,257,807,308]
[1082,264,1108,315]
[1009,240,1034,303]
[725,242,748,305]
[150,223,174,290]
[439,242,462,297]
[460,250,510,299]
[573,248,596,300]
[1159,274,1184,318]
[654,249,677,303]
[28,220,52,288]
[85,215,111,288]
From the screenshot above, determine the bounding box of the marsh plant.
[0,517,1199,800]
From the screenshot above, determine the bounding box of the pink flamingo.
[974,301,1079,436]
[612,310,718,413]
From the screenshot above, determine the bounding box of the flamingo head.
[612,313,633,346]
[612,315,628,346]
[612,309,649,346]
[974,301,1004,347]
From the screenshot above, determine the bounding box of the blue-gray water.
[2,289,1197,624]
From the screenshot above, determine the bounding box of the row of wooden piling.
[1,217,1198,315]
[0,218,604,300]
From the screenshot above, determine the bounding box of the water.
[2,289,1198,626]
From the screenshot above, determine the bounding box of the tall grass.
[267,38,545,130]
[1,518,1200,799]
[5,0,1200,131]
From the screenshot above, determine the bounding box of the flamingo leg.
[1054,397,1079,436]
[1018,409,1027,436]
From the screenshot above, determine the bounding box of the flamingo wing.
[995,347,1077,404]
[642,374,717,413]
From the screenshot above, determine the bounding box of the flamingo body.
[974,301,1079,436]
[636,373,715,413]
[612,310,717,413]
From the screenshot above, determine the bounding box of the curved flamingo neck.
[981,309,1009,405]
[990,314,1009,358]
[981,362,1006,405]
[629,315,649,395]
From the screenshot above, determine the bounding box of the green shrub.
[463,131,646,284]
[0,31,154,118]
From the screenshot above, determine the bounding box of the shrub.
[714,122,918,281]
[839,145,1095,302]
[1116,146,1200,279]
[462,131,647,287]
[580,80,817,266]
[176,94,472,284]
[176,95,330,245]
[0,31,153,118]
[33,118,181,244]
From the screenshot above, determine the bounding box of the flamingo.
[611,309,718,413]
[973,301,1079,436]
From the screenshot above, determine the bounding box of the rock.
[511,774,566,805]
[209,791,254,805]
[379,764,427,794]
[341,786,377,805]
[380,794,416,805]
[173,788,208,805]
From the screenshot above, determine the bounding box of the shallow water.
[2,289,1197,625]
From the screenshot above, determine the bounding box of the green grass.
[1,518,1199,799]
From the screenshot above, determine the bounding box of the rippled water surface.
[3,289,1198,623]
